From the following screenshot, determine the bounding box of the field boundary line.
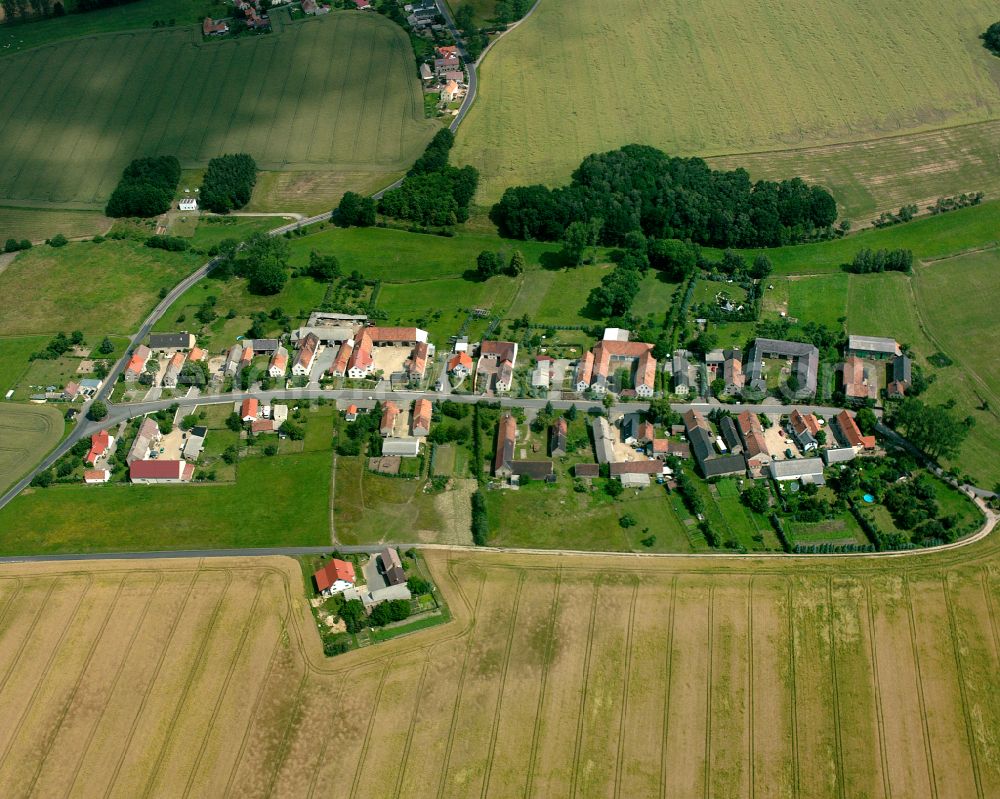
[659,575,678,799]
[703,584,715,799]
[826,578,847,799]
[902,574,939,799]
[786,580,801,798]
[863,582,893,799]
[263,669,310,799]
[434,567,487,799]
[980,569,1000,662]
[138,569,234,799]
[612,577,639,799]
[99,569,200,799]
[940,574,985,798]
[57,572,163,799]
[0,573,94,775]
[479,571,526,799]
[390,653,433,798]
[182,573,271,799]
[347,657,395,799]
[0,576,24,643]
[747,575,755,799]
[25,573,136,796]
[568,574,601,799]
[523,566,562,798]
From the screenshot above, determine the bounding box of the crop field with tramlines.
[0,12,436,210]
[453,0,1000,211]
[1,544,997,797]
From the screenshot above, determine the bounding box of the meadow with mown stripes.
[0,12,436,211]
[0,543,996,797]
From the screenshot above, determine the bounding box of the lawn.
[0,402,64,496]
[0,239,198,336]
[784,273,849,328]
[0,12,436,209]
[0,449,332,554]
[0,335,49,395]
[454,0,1000,205]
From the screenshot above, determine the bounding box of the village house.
[313,559,356,596]
[591,416,615,464]
[737,411,770,474]
[380,401,401,437]
[440,80,461,103]
[576,329,656,397]
[847,334,900,360]
[188,346,207,362]
[407,341,430,382]
[224,343,244,376]
[550,417,567,457]
[182,426,207,461]
[685,409,746,478]
[842,355,877,401]
[124,345,151,381]
[240,397,259,422]
[887,354,912,398]
[252,418,275,434]
[379,547,406,585]
[126,417,161,465]
[239,345,254,370]
[202,16,229,35]
[129,459,194,484]
[292,332,319,376]
[345,404,358,422]
[671,349,694,396]
[493,412,517,477]
[83,469,110,484]
[476,340,518,394]
[434,56,460,75]
[62,380,80,401]
[411,398,432,437]
[510,461,555,484]
[834,410,877,451]
[268,345,289,378]
[448,351,472,380]
[302,0,330,14]
[746,338,819,398]
[149,332,195,351]
[86,430,113,465]
[788,409,820,452]
[161,351,186,387]
[769,458,825,485]
[346,326,429,380]
[719,415,743,454]
[723,348,744,394]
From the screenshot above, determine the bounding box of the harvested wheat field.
[0,538,998,797]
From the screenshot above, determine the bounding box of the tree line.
[490,145,837,247]
[105,156,181,218]
[843,248,913,274]
[200,153,257,213]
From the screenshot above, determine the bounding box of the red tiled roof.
[129,460,186,480]
[448,352,472,372]
[737,411,769,459]
[331,340,353,374]
[270,351,288,372]
[380,401,400,434]
[480,340,516,361]
[610,460,663,475]
[86,430,111,464]
[412,398,432,432]
[836,410,876,449]
[83,469,109,483]
[636,421,655,442]
[789,409,820,436]
[348,330,374,372]
[574,463,600,477]
[347,404,358,414]
[313,559,356,591]
[635,350,657,390]
[241,398,259,419]
[369,326,419,343]
[251,419,274,433]
[494,413,517,474]
[188,347,207,362]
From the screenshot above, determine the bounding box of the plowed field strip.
[659,575,678,799]
[613,579,639,799]
[864,584,892,799]
[568,576,601,799]
[903,575,938,798]
[827,578,846,798]
[523,566,562,798]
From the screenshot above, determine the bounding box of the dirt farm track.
[0,542,997,798]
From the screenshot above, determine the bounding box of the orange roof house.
[835,410,876,450]
[313,559,356,594]
[240,398,259,421]
[86,430,111,464]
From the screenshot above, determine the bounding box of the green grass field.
[0,403,64,495]
[0,449,331,553]
[0,240,198,336]
[0,12,436,209]
[0,207,111,242]
[454,0,1000,209]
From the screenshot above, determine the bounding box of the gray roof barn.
[149,332,195,349]
[746,338,819,397]
[770,458,825,483]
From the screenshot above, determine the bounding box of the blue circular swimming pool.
[862,494,875,503]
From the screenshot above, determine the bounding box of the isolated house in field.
[380,402,400,437]
[124,345,151,381]
[550,417,568,457]
[493,413,517,477]
[313,559,356,596]
[788,409,820,452]
[842,355,877,401]
[737,411,770,473]
[268,346,289,378]
[129,459,194,484]
[411,398,432,437]
[202,16,228,35]
[746,338,819,398]
[834,410,876,451]
[86,430,113,465]
[292,333,319,376]
[476,341,518,394]
[847,335,900,360]
[448,351,472,379]
[379,547,406,586]
[887,354,912,398]
[149,332,195,351]
[577,330,656,397]
[161,351,186,387]
[240,397,259,422]
[126,417,161,465]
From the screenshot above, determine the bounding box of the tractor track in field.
[747,576,756,799]
[0,576,26,659]
[0,573,93,775]
[100,569,201,799]
[863,582,893,799]
[348,658,395,799]
[264,670,310,799]
[902,574,939,799]
[568,576,602,799]
[181,574,270,799]
[612,578,639,799]
[659,575,678,799]
[786,581,801,799]
[480,571,526,799]
[434,569,487,799]
[523,567,562,798]
[940,574,985,798]
[139,569,234,799]
[703,585,715,799]
[980,569,1000,661]
[391,653,433,797]
[826,578,847,799]
[305,663,360,799]
[0,577,58,699]
[23,575,131,796]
